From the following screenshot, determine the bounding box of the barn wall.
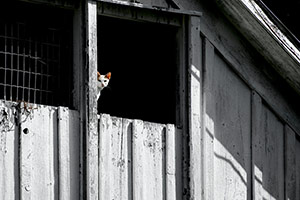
[0,101,80,200]
[200,38,300,199]
[98,114,181,200]
[170,0,300,199]
[92,1,300,199]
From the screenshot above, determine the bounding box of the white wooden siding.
[0,101,80,200]
[200,42,300,200]
[98,114,179,200]
[0,101,18,200]
[204,49,252,200]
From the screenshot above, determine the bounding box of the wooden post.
[188,15,202,200]
[85,1,98,199]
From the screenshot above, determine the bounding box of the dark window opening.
[0,2,73,107]
[98,16,178,124]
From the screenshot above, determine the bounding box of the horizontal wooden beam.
[97,0,201,17]
[17,0,78,9]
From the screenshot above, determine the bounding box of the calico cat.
[97,71,111,100]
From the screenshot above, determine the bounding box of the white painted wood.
[166,124,176,200]
[132,120,165,200]
[252,95,285,200]
[188,15,202,200]
[0,101,18,200]
[58,107,80,200]
[252,92,264,200]
[285,125,296,200]
[99,114,131,200]
[263,105,285,200]
[86,1,99,200]
[296,136,300,200]
[202,39,214,200]
[216,0,300,96]
[98,0,201,16]
[198,0,300,135]
[206,52,252,200]
[98,2,182,27]
[20,104,58,200]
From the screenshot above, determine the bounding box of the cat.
[97,71,111,100]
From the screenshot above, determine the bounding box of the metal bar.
[10,24,13,101]
[0,36,61,47]
[22,27,26,102]
[4,23,7,100]
[57,31,61,106]
[34,41,37,104]
[0,83,54,93]
[28,37,31,102]
[16,23,20,101]
[40,38,44,104]
[0,67,53,77]
[46,34,49,104]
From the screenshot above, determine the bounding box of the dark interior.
[98,16,178,124]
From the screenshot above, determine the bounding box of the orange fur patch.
[97,71,101,80]
[105,72,111,79]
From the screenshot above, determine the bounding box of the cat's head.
[97,71,111,90]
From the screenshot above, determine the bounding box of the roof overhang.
[215,0,300,95]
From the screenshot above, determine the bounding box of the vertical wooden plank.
[99,114,113,200]
[20,105,58,200]
[252,92,264,200]
[202,38,214,200]
[99,114,130,200]
[296,136,300,200]
[132,120,165,200]
[58,107,80,200]
[285,125,296,200]
[263,105,284,200]
[252,95,284,200]
[166,124,176,200]
[206,53,251,200]
[86,1,98,200]
[0,101,18,200]
[188,15,202,200]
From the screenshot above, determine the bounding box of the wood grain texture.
[166,124,176,200]
[252,92,264,200]
[20,105,58,200]
[188,15,202,200]
[296,136,300,200]
[285,125,296,200]
[252,95,284,200]
[98,114,180,200]
[0,101,18,200]
[132,120,165,200]
[202,39,214,200]
[99,114,131,200]
[216,0,300,95]
[86,1,99,200]
[206,53,251,200]
[58,107,80,200]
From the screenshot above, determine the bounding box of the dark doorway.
[98,16,178,124]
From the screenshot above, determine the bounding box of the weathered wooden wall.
[200,38,300,199]
[0,101,80,200]
[98,114,180,200]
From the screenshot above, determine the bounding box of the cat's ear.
[105,72,111,79]
[97,72,101,80]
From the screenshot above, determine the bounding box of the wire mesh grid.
[0,5,72,107]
